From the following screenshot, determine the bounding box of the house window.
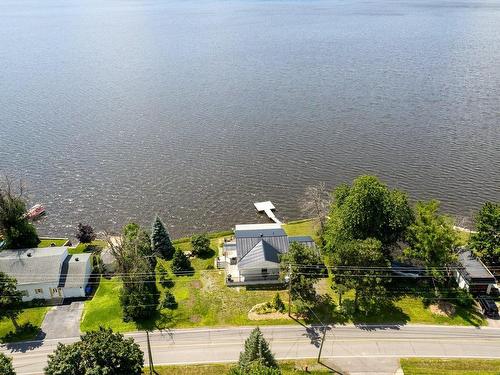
[261,268,268,274]
[35,289,43,294]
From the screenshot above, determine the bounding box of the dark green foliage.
[331,238,390,312]
[161,289,178,309]
[470,202,500,266]
[0,353,15,375]
[118,223,159,321]
[44,327,144,375]
[171,248,192,275]
[0,272,23,331]
[76,223,96,244]
[325,175,413,250]
[272,293,285,313]
[280,242,323,309]
[123,222,156,269]
[228,362,281,375]
[151,216,175,260]
[405,200,457,283]
[238,327,278,370]
[0,180,40,249]
[190,233,213,258]
[158,263,174,288]
[120,273,159,321]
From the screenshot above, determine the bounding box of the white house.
[0,247,92,302]
[221,223,316,286]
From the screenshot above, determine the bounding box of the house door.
[50,287,61,297]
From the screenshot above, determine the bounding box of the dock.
[254,201,282,225]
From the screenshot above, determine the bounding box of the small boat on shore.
[25,204,46,220]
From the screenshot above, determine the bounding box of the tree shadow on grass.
[197,248,216,260]
[2,323,45,352]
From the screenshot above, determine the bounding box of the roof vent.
[260,233,263,237]
[75,257,79,262]
[27,253,32,257]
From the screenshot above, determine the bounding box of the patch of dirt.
[189,314,201,323]
[201,272,217,292]
[248,302,290,321]
[430,301,456,317]
[190,280,202,289]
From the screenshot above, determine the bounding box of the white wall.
[18,281,60,302]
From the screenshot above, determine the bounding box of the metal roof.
[238,240,281,269]
[288,236,315,247]
[0,247,67,285]
[457,250,496,283]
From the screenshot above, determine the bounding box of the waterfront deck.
[254,201,282,224]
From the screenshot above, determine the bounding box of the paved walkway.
[39,302,84,340]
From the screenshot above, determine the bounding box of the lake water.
[0,0,499,238]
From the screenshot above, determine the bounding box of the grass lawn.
[0,307,49,343]
[149,360,330,374]
[38,238,68,247]
[283,219,319,242]
[400,358,500,374]
[81,219,484,333]
[69,239,107,254]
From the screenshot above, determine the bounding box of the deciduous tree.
[76,223,96,244]
[330,238,390,312]
[151,216,175,260]
[325,175,413,253]
[45,328,144,375]
[470,202,500,266]
[405,200,457,284]
[190,233,212,258]
[280,242,323,310]
[0,178,40,249]
[301,182,331,238]
[0,272,23,331]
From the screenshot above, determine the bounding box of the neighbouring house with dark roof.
[0,247,92,301]
[220,223,316,286]
[455,249,497,295]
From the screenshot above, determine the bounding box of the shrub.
[272,293,285,312]
[76,223,96,244]
[191,234,213,258]
[161,290,178,309]
[0,353,15,375]
[158,263,174,288]
[171,248,192,275]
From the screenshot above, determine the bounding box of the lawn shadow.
[2,323,45,352]
[197,248,216,259]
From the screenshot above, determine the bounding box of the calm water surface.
[0,0,499,237]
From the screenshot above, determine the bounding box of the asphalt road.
[3,324,500,375]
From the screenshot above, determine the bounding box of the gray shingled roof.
[59,253,92,288]
[238,240,281,269]
[0,247,67,285]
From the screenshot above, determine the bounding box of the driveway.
[39,302,84,340]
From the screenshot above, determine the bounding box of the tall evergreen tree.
[0,353,15,375]
[151,216,175,260]
[238,327,278,369]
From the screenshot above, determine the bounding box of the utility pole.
[317,324,327,363]
[286,264,292,317]
[146,330,155,375]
